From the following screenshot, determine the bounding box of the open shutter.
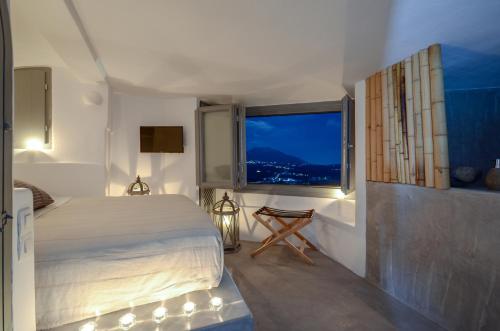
[196,104,244,189]
[341,95,355,193]
[236,106,246,189]
[0,0,13,328]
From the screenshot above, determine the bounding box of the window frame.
[237,100,353,198]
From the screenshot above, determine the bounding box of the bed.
[34,194,224,330]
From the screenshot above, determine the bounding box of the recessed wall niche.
[442,45,500,190]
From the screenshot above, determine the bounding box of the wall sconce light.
[25,138,44,151]
[335,190,346,200]
[127,175,151,196]
[212,192,241,253]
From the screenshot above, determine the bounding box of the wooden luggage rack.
[250,206,317,264]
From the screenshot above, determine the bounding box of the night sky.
[246,112,342,165]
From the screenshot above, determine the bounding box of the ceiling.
[73,0,351,105]
[11,0,500,105]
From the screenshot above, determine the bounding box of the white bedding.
[35,194,223,330]
[34,196,71,219]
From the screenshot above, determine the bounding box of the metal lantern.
[212,192,240,253]
[127,175,151,196]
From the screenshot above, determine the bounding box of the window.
[246,112,342,186]
[196,98,354,198]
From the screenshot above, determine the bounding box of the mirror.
[14,67,51,150]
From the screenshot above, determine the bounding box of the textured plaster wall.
[366,182,500,331]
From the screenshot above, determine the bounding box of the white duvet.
[35,195,223,330]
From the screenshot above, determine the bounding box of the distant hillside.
[247,147,305,165]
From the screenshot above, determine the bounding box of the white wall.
[14,67,108,164]
[354,80,367,277]
[13,67,109,196]
[219,189,364,275]
[108,93,198,202]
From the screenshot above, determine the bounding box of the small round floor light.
[212,192,241,253]
[118,313,136,330]
[79,321,96,331]
[127,175,150,196]
[183,301,196,316]
[152,306,167,324]
[209,297,223,311]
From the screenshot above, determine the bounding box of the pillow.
[14,180,54,210]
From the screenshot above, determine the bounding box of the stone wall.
[366,182,500,331]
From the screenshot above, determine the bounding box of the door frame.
[0,0,14,329]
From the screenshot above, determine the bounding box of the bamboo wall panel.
[393,65,402,182]
[381,70,391,182]
[366,76,372,181]
[370,75,377,179]
[397,64,405,183]
[387,67,397,183]
[428,44,450,189]
[365,43,450,189]
[400,61,410,184]
[412,53,425,186]
[404,57,416,185]
[419,49,435,187]
[375,72,383,181]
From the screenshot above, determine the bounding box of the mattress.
[35,194,223,330]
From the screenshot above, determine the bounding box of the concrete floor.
[225,241,444,331]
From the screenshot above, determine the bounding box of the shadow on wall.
[109,154,189,196]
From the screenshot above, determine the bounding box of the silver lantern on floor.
[212,192,241,253]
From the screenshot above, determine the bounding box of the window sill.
[236,184,345,199]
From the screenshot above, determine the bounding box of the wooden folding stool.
[250,206,317,264]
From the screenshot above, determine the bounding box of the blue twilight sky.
[246,112,342,165]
